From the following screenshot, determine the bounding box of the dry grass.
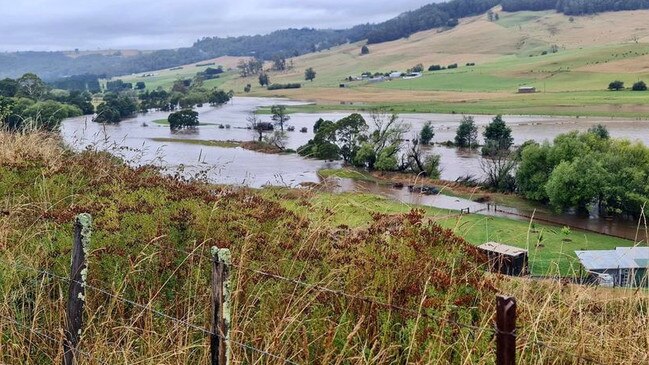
[0,130,64,170]
[260,87,512,105]
[504,279,649,364]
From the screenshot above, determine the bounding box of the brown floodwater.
[61,97,649,240]
[328,178,644,241]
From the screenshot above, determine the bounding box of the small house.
[518,86,536,93]
[403,72,422,79]
[389,72,403,79]
[478,242,529,276]
[575,247,649,287]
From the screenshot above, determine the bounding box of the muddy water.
[60,98,340,187]
[60,97,649,239]
[62,97,642,184]
[330,178,643,241]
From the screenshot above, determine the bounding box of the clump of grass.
[0,130,64,169]
[151,137,240,148]
[318,168,381,183]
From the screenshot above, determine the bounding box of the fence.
[1,213,613,365]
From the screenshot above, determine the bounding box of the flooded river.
[61,97,649,239]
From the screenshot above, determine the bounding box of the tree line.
[96,77,233,124]
[517,126,649,217]
[0,73,93,131]
[4,0,647,81]
[502,0,649,15]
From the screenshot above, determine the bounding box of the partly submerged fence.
[1,214,620,365]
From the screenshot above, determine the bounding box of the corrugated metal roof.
[575,247,649,270]
[478,242,527,257]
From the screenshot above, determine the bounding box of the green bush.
[632,81,647,91]
[267,83,302,90]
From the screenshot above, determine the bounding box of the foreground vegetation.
[0,131,646,364]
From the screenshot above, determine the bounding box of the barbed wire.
[130,245,495,338]
[232,262,493,335]
[8,260,298,365]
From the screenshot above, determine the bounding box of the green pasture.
[279,191,635,276]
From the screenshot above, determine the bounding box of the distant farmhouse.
[576,247,649,287]
[518,86,537,93]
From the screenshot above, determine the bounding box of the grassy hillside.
[115,56,246,91]
[0,131,647,363]
[208,9,649,117]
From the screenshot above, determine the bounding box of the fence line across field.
[158,244,495,334]
[6,260,298,365]
[3,211,638,365]
[3,252,618,365]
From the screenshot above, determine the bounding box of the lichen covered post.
[211,247,231,365]
[63,213,92,365]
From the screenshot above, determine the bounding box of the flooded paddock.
[61,97,649,239]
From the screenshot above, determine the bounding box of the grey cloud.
[0,0,438,51]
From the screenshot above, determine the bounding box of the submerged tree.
[353,111,409,170]
[419,121,434,145]
[455,115,478,148]
[270,105,290,131]
[246,113,266,142]
[588,124,610,139]
[168,109,199,130]
[482,114,513,155]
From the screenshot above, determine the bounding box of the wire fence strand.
[233,263,493,334]
[4,254,628,365]
[0,313,102,364]
[8,260,298,365]
[151,244,494,334]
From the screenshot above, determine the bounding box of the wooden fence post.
[211,247,232,365]
[496,295,516,365]
[63,214,92,365]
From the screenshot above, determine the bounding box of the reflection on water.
[61,97,649,239]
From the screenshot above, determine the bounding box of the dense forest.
[2,0,649,80]
[502,0,649,14]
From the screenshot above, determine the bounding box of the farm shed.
[575,247,649,287]
[478,242,528,276]
[518,86,536,93]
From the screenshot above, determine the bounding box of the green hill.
[213,8,649,117]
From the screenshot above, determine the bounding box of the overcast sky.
[0,0,439,52]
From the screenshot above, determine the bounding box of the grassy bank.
[150,137,287,154]
[0,131,646,364]
[151,137,241,148]
[152,119,219,126]
[287,190,633,276]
